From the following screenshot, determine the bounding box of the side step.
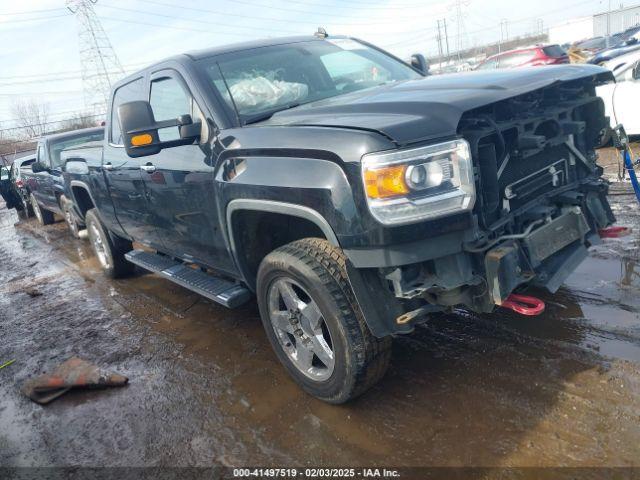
[124,250,252,308]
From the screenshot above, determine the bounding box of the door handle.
[103,162,114,171]
[140,163,156,173]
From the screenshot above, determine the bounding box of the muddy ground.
[2,148,640,472]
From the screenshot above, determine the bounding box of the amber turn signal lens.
[364,165,409,199]
[131,133,153,146]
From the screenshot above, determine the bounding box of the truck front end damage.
[349,73,615,336]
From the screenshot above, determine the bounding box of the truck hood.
[260,65,613,146]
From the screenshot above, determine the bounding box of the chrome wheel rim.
[89,223,110,269]
[64,207,78,236]
[31,196,42,224]
[267,278,335,381]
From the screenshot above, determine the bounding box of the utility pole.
[66,0,125,115]
[500,19,509,44]
[443,18,450,59]
[606,0,612,48]
[436,20,443,69]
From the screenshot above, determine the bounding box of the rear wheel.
[61,195,81,238]
[85,208,135,278]
[256,238,391,403]
[30,193,54,226]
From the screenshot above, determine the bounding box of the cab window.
[111,78,144,145]
[149,75,208,143]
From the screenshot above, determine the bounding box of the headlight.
[362,139,475,225]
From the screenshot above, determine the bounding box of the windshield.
[48,130,103,169]
[199,38,422,124]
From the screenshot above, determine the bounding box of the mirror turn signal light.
[131,133,153,146]
[364,165,409,199]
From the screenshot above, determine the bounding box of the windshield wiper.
[243,102,302,125]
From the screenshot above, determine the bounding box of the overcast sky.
[0,0,620,130]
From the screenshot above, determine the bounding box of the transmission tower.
[66,0,124,115]
[453,0,470,61]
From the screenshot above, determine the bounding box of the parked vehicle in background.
[10,154,37,216]
[597,52,640,135]
[573,35,625,57]
[64,35,615,403]
[0,151,36,216]
[589,31,640,65]
[24,127,103,234]
[475,45,569,70]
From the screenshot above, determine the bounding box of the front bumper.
[346,182,614,338]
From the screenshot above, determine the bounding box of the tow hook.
[598,226,632,238]
[501,294,545,316]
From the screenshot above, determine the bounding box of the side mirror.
[633,63,640,81]
[118,101,201,159]
[410,53,430,75]
[31,161,48,173]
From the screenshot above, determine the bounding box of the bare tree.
[60,112,99,131]
[10,99,50,139]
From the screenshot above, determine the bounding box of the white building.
[594,4,640,36]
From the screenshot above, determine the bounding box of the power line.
[0,12,70,24]
[0,112,106,135]
[386,0,598,50]
[124,0,444,26]
[0,90,84,96]
[0,62,148,81]
[0,107,108,126]
[97,4,299,35]
[0,7,67,15]
[123,0,443,23]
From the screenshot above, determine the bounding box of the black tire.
[85,208,135,278]
[61,195,81,239]
[256,238,391,403]
[30,193,55,225]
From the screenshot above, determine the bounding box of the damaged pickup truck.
[63,35,615,403]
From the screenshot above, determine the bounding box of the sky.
[0,0,623,132]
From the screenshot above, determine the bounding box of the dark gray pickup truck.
[62,35,615,402]
[23,127,104,234]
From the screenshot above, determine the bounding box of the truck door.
[139,70,233,272]
[31,144,51,207]
[0,164,20,209]
[103,76,165,249]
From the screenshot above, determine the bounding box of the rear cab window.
[49,130,104,170]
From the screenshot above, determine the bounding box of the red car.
[476,45,570,70]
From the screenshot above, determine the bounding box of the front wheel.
[256,238,391,404]
[85,208,135,278]
[30,193,54,225]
